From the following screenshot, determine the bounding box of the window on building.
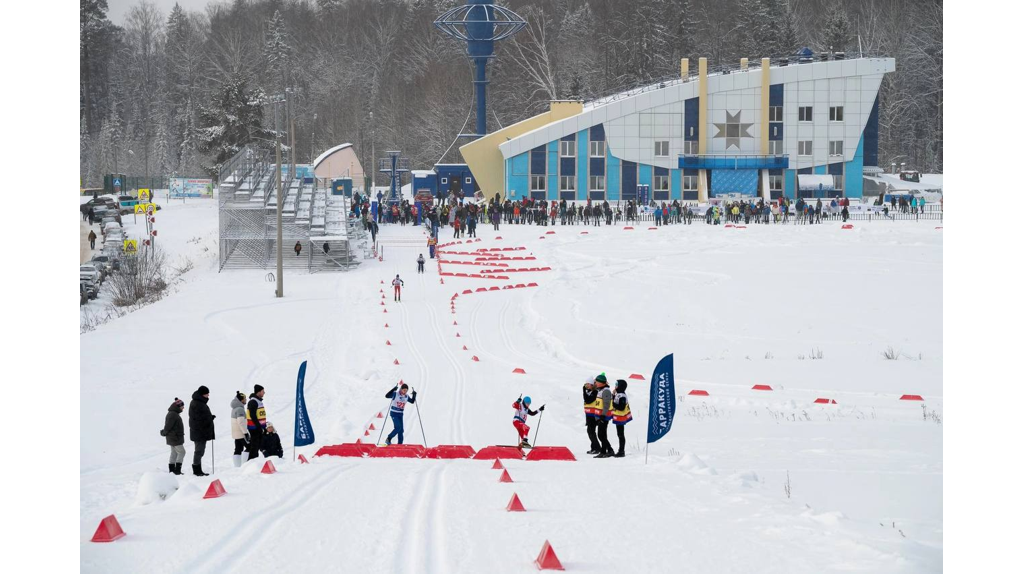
[590,140,605,157]
[530,175,545,191]
[799,106,813,122]
[655,141,670,157]
[654,175,670,192]
[560,175,576,191]
[829,106,844,122]
[829,140,843,156]
[769,106,783,122]
[769,140,784,155]
[683,175,698,191]
[683,140,698,155]
[465,177,472,184]
[559,140,576,157]
[798,141,812,156]
[589,175,605,191]
[688,126,695,138]
[833,175,844,191]
[769,175,783,191]
[441,177,448,184]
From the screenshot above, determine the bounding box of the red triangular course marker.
[369,423,376,430]
[456,333,461,338]
[261,460,277,474]
[384,309,388,313]
[90,515,126,543]
[752,384,772,391]
[377,412,384,418]
[385,323,389,328]
[629,373,645,380]
[298,454,309,464]
[471,356,480,362]
[507,493,526,512]
[463,345,468,351]
[203,479,227,499]
[534,540,565,571]
[688,390,709,396]
[386,340,392,346]
[394,359,400,365]
[364,430,370,436]
[813,398,835,404]
[900,394,924,401]
[512,367,526,374]
[492,459,505,470]
[498,469,514,483]
[454,321,459,325]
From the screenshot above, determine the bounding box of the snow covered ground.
[81,199,942,572]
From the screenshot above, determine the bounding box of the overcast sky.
[106,0,221,25]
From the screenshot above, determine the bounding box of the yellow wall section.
[760,58,770,155]
[460,101,583,199]
[680,58,689,78]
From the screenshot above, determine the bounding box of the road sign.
[123,239,138,254]
[138,188,150,201]
[134,202,155,214]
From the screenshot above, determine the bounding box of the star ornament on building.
[713,111,754,149]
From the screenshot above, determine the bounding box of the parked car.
[102,220,121,237]
[80,263,104,284]
[90,254,119,273]
[81,279,99,299]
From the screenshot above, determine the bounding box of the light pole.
[369,111,375,196]
[310,112,317,164]
[269,95,286,298]
[287,87,296,177]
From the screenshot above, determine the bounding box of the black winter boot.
[192,464,208,477]
[168,463,175,473]
[614,450,625,458]
[173,463,183,475]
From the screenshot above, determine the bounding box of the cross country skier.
[392,274,405,302]
[417,254,425,274]
[384,383,417,445]
[512,395,545,448]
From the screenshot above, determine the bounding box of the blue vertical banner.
[294,361,315,447]
[647,354,676,444]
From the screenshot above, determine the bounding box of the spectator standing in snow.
[261,423,284,458]
[594,376,615,458]
[188,386,216,476]
[512,395,544,448]
[384,383,417,445]
[246,385,268,461]
[230,391,249,467]
[583,376,601,454]
[611,380,633,458]
[88,229,97,250]
[294,241,302,257]
[160,397,186,475]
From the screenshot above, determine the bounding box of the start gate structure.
[378,150,410,207]
[218,144,368,272]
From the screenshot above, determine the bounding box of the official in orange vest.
[583,375,602,454]
[611,379,633,458]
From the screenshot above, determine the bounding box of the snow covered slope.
[81,202,942,572]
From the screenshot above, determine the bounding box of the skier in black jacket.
[160,397,186,474]
[188,386,216,476]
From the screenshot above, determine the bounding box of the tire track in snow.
[399,462,450,574]
[184,462,357,574]
[424,297,468,444]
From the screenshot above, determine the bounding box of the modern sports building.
[460,55,895,202]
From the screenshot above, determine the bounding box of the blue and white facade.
[492,57,894,201]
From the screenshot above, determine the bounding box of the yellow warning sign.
[123,239,138,254]
[134,202,155,214]
[138,188,150,201]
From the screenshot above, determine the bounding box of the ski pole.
[377,392,398,445]
[412,387,427,447]
[212,438,215,475]
[532,408,545,448]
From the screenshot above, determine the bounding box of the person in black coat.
[188,385,216,476]
[260,423,285,458]
[160,398,185,475]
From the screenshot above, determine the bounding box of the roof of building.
[313,143,354,170]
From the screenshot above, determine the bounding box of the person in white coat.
[230,391,249,467]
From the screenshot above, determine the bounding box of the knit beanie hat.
[254,384,265,394]
[172,397,184,409]
[236,391,245,402]
[595,373,608,384]
[197,385,210,395]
